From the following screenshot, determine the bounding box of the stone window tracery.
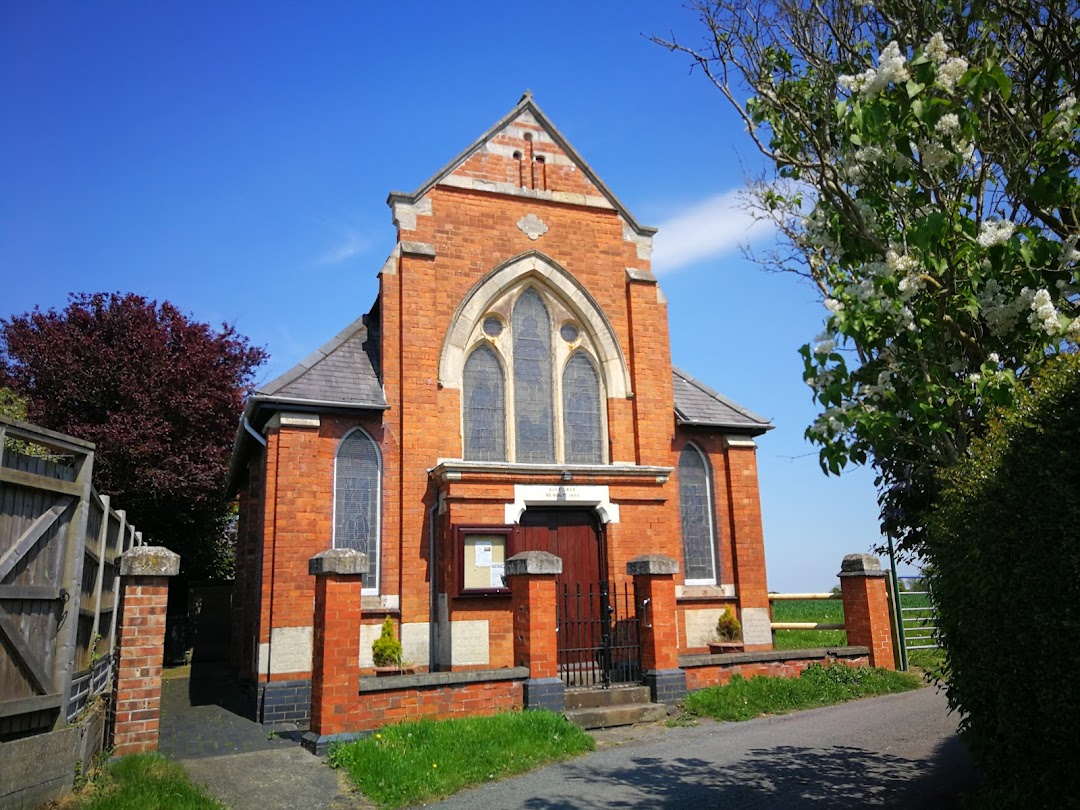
[461,283,607,464]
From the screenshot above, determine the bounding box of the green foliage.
[715,607,743,642]
[63,753,224,810]
[1,292,267,580]
[328,710,594,809]
[771,599,847,649]
[371,617,403,668]
[926,351,1080,806]
[684,663,920,722]
[657,1,1080,558]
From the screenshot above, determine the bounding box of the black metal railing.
[556,580,642,689]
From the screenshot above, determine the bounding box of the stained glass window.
[334,429,380,590]
[562,351,603,464]
[463,345,506,461]
[679,445,717,583]
[512,289,555,463]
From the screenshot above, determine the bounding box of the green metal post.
[887,534,908,671]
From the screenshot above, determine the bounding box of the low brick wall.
[680,647,871,691]
[302,667,528,754]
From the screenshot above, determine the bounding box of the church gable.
[388,92,656,238]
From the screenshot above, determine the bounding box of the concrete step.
[563,702,669,730]
[564,686,651,710]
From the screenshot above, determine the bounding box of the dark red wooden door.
[517,509,607,685]
[516,508,603,594]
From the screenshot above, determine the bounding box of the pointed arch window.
[334,428,381,592]
[458,283,608,465]
[679,444,717,585]
[512,289,556,463]
[463,345,506,461]
[563,351,603,464]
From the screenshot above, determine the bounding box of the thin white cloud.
[317,228,368,265]
[651,189,775,275]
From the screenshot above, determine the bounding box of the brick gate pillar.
[629,554,686,705]
[506,550,564,712]
[113,545,180,756]
[839,553,896,670]
[303,549,368,753]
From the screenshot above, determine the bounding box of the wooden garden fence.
[0,415,143,740]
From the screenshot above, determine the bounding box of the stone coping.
[679,646,871,668]
[357,666,530,693]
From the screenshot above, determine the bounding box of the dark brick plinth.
[257,678,312,726]
[300,729,368,757]
[644,668,687,705]
[523,677,565,712]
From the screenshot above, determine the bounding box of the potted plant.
[372,617,414,675]
[706,607,744,654]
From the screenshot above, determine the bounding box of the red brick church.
[228,93,776,732]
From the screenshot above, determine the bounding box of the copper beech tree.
[1,292,267,578]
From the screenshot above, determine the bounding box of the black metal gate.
[556,580,642,689]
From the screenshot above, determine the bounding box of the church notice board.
[456,526,512,596]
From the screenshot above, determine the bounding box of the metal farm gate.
[0,417,142,739]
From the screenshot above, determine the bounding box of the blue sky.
[0,1,907,590]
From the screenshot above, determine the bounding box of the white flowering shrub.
[657,0,1080,556]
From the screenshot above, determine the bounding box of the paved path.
[159,665,368,809]
[431,687,976,809]
[160,668,975,810]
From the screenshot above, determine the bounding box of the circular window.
[483,316,504,337]
[560,322,580,343]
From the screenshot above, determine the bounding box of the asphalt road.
[430,687,976,809]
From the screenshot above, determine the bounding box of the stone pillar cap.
[838,553,887,577]
[309,548,369,576]
[505,550,562,576]
[627,554,679,576]
[120,545,180,577]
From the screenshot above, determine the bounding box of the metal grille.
[679,445,717,583]
[463,345,506,461]
[334,429,380,589]
[562,351,603,464]
[557,581,642,689]
[512,288,555,463]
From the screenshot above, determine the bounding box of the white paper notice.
[490,563,505,588]
[475,544,493,567]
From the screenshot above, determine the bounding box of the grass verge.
[770,598,847,650]
[328,710,595,809]
[52,753,223,810]
[684,662,921,722]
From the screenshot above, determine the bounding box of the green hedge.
[927,352,1080,807]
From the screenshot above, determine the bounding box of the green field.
[770,598,847,650]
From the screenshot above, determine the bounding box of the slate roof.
[256,315,386,409]
[249,318,769,434]
[672,367,773,434]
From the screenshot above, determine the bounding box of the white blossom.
[935,114,960,136]
[824,298,845,313]
[977,219,1015,248]
[839,41,909,96]
[1028,288,1061,335]
[919,140,954,173]
[936,57,968,92]
[925,32,950,63]
[988,352,1000,364]
[899,273,925,299]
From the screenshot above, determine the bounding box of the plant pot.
[374,666,416,677]
[707,641,744,654]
